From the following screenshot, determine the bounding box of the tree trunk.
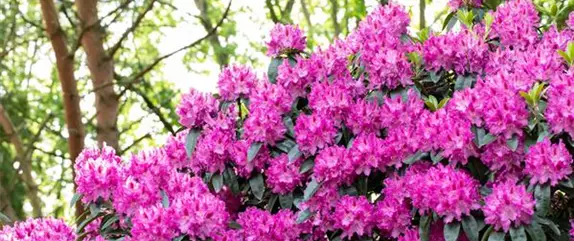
[0,105,42,217]
[39,0,86,219]
[194,0,229,68]
[419,0,426,29]
[75,0,120,151]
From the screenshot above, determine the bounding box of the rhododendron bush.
[4,0,574,240]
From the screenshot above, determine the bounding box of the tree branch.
[266,0,280,23]
[108,0,157,57]
[129,86,175,135]
[119,0,232,91]
[329,0,341,38]
[119,133,151,155]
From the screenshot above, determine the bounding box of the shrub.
[3,1,574,241]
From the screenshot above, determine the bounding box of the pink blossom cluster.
[266,24,307,57]
[406,165,481,223]
[276,56,318,97]
[74,145,122,203]
[524,138,573,186]
[217,65,259,101]
[229,208,304,241]
[490,0,540,49]
[483,180,535,232]
[294,112,337,155]
[547,73,574,138]
[422,30,489,74]
[176,88,219,128]
[332,195,375,238]
[265,154,304,194]
[0,218,76,241]
[448,0,482,10]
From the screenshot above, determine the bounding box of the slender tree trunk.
[39,0,86,219]
[0,105,42,217]
[194,0,229,68]
[419,0,426,29]
[0,171,18,222]
[330,0,341,39]
[75,0,120,151]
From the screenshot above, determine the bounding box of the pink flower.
[170,190,229,239]
[570,219,574,239]
[74,146,122,203]
[406,165,481,223]
[176,89,219,128]
[308,78,353,122]
[481,136,524,172]
[524,138,573,186]
[251,78,294,114]
[448,0,482,10]
[344,99,383,135]
[218,65,259,101]
[422,30,489,74]
[235,208,303,241]
[243,105,286,145]
[266,24,306,57]
[568,12,574,29]
[349,133,385,175]
[230,140,270,178]
[130,204,177,241]
[436,109,478,165]
[163,130,188,169]
[313,146,354,185]
[483,180,535,232]
[547,73,574,139]
[113,175,161,215]
[375,176,411,237]
[266,154,304,194]
[276,57,317,97]
[333,195,375,238]
[294,112,337,155]
[0,218,76,241]
[491,0,539,49]
[398,228,420,241]
[192,126,235,175]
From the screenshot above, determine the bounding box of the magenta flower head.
[570,220,574,239]
[176,88,219,128]
[0,217,76,241]
[217,65,258,101]
[266,154,304,195]
[130,204,177,241]
[568,12,574,29]
[350,133,385,175]
[407,165,481,223]
[546,73,574,139]
[313,146,354,186]
[276,56,317,98]
[74,145,122,203]
[398,228,420,241]
[242,105,286,145]
[491,0,539,49]
[170,190,230,239]
[230,140,270,178]
[294,112,337,156]
[483,180,535,232]
[448,0,482,10]
[163,130,188,169]
[333,195,375,238]
[236,208,302,240]
[524,138,573,186]
[266,24,306,57]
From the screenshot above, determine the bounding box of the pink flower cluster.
[217,65,258,101]
[332,196,375,238]
[491,0,540,49]
[524,138,573,186]
[266,24,307,57]
[406,165,481,223]
[0,218,76,241]
[294,113,337,155]
[74,145,122,203]
[266,154,304,194]
[483,180,535,232]
[422,30,489,74]
[547,73,574,138]
[176,88,218,128]
[448,0,482,10]
[230,208,304,241]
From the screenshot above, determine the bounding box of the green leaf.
[303,179,321,201]
[419,215,431,241]
[288,144,302,162]
[249,173,265,201]
[462,215,479,241]
[506,134,519,151]
[212,173,223,193]
[296,209,312,224]
[185,128,202,158]
[266,194,278,211]
[275,139,296,153]
[473,127,497,148]
[404,151,428,165]
[438,98,451,109]
[268,58,284,83]
[534,184,550,216]
[100,214,119,231]
[0,211,11,223]
[223,167,240,194]
[228,221,242,230]
[248,142,263,163]
[173,235,186,241]
[488,232,506,241]
[535,216,561,236]
[283,116,295,136]
[70,193,83,207]
[526,220,547,241]
[444,222,461,241]
[299,158,314,174]
[160,190,169,208]
[559,178,573,188]
[519,91,534,106]
[455,75,475,91]
[279,192,293,209]
[431,151,444,164]
[510,226,526,241]
[442,11,456,31]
